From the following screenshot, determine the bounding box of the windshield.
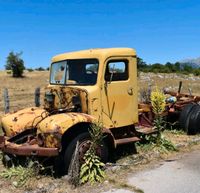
[50,59,99,85]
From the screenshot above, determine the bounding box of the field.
[0,71,49,117]
[0,71,200,193]
[0,71,199,117]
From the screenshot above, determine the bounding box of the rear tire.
[187,105,200,135]
[179,103,196,133]
[63,132,108,174]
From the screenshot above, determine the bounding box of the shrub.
[27,68,34,72]
[35,67,45,71]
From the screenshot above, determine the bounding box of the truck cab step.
[115,136,141,146]
[136,126,157,135]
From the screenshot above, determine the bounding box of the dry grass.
[138,72,200,96]
[0,71,199,117]
[0,70,49,117]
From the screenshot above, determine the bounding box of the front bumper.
[0,136,59,157]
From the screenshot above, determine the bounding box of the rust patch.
[1,107,48,137]
[0,136,59,156]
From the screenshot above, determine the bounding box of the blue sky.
[0,0,200,69]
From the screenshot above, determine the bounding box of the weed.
[169,129,185,135]
[137,88,177,153]
[80,151,105,184]
[151,87,166,115]
[80,123,105,185]
[137,134,177,153]
[0,160,44,187]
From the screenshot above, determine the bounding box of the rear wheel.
[63,132,108,174]
[187,105,200,135]
[179,103,196,133]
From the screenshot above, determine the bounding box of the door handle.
[127,87,133,95]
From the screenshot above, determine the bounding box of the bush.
[5,51,25,77]
[35,67,45,71]
[6,70,12,74]
[27,68,34,72]
[193,68,200,76]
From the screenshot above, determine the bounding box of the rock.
[158,75,164,79]
[12,181,18,187]
[62,175,71,181]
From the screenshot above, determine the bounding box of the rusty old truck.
[0,48,200,173]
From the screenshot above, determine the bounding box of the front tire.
[63,132,108,174]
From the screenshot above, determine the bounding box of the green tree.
[137,57,147,71]
[174,62,181,72]
[35,67,45,71]
[165,62,176,72]
[5,51,25,77]
[182,64,193,74]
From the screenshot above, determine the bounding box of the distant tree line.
[137,57,200,76]
[4,51,200,78]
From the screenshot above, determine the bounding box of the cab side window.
[105,60,128,81]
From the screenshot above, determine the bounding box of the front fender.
[37,113,95,134]
[1,107,48,137]
[36,113,95,148]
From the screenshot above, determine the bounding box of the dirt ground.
[0,71,200,193]
[0,131,200,193]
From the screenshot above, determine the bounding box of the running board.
[115,136,141,146]
[136,127,157,135]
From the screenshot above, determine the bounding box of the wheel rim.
[78,140,102,163]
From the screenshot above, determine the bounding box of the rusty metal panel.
[37,112,94,134]
[1,107,48,137]
[0,134,58,157]
[37,112,95,148]
[44,86,88,112]
[1,143,58,157]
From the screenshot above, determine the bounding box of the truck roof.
[52,48,136,63]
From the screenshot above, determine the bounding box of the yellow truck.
[0,48,200,174]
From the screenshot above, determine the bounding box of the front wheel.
[63,132,108,174]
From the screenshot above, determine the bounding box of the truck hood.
[44,85,88,113]
[1,107,48,137]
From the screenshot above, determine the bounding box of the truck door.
[101,56,138,128]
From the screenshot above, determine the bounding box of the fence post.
[147,83,152,101]
[35,87,40,107]
[4,88,10,113]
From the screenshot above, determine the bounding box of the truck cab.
[46,48,138,128]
